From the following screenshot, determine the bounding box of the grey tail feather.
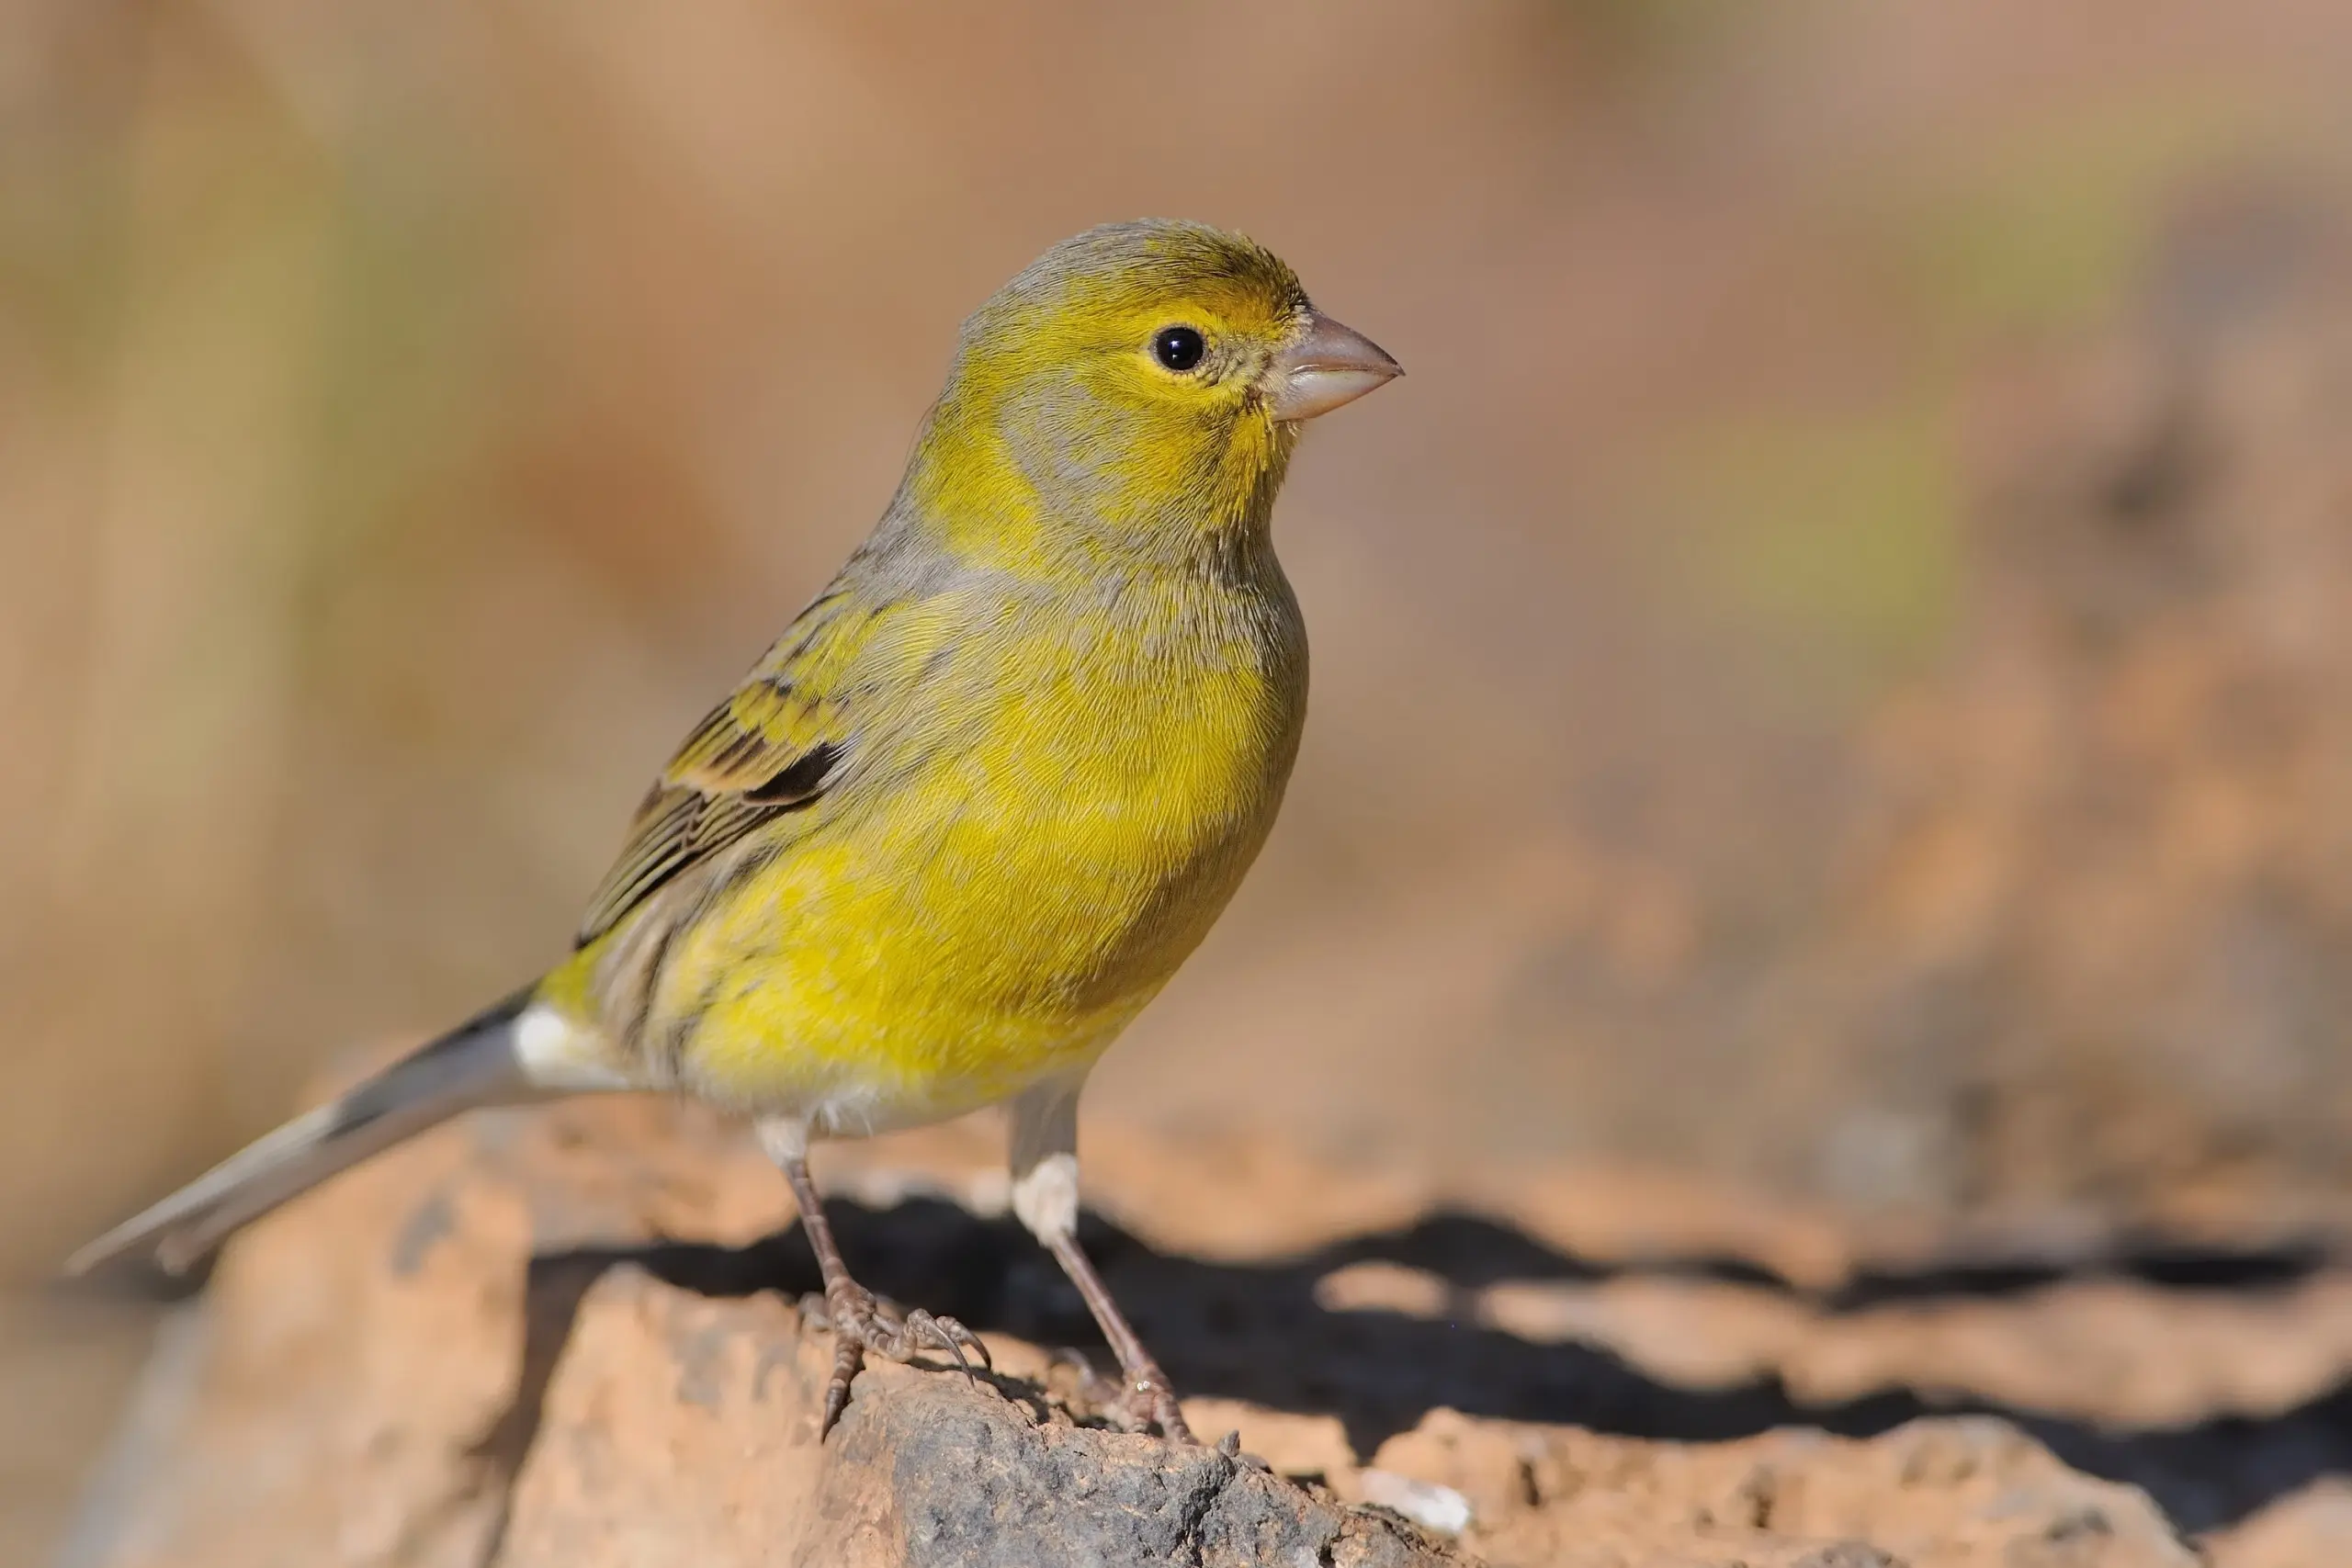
[66,988,540,1278]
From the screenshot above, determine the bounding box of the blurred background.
[9,0,2352,1556]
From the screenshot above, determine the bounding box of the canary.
[70,220,1400,1441]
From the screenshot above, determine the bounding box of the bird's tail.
[66,988,548,1277]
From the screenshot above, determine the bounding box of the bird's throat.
[902,386,1296,579]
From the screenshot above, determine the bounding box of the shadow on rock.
[477,1196,2352,1539]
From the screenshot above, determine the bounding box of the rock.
[56,1089,2331,1566]
[1362,1409,2198,1568]
[804,1371,1449,1568]
[494,1268,1454,1568]
[2211,1479,2352,1568]
[59,1094,1463,1568]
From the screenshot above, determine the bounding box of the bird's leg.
[757,1116,990,1437]
[1009,1082,1196,1443]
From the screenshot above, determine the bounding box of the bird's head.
[907,220,1400,570]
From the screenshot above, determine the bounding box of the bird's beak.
[1266,310,1402,423]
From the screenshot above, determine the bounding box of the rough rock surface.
[58,1089,2352,1566]
[501,1270,1453,1568]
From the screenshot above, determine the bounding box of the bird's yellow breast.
[637,569,1306,1125]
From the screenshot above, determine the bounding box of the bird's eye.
[1151,326,1207,373]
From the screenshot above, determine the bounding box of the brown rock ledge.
[53,1091,2339,1566]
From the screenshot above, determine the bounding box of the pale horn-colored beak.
[1266,310,1402,422]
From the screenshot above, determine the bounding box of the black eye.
[1152,326,1206,372]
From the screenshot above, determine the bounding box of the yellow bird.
[70,220,1400,1440]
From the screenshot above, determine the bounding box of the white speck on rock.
[1359,1469,1474,1537]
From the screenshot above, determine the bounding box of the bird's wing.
[575,583,889,946]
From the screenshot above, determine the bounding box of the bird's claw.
[801,1282,990,1437]
[899,1307,994,1378]
[1117,1370,1195,1444]
[1057,1348,1196,1443]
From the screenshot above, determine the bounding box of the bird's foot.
[1115,1368,1195,1444]
[798,1280,991,1436]
[1058,1348,1196,1443]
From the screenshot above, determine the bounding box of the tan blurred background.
[10,0,2352,1557]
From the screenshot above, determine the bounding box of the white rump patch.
[512,1004,632,1092]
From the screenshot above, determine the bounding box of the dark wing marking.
[573,591,871,946]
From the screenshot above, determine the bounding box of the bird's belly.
[662,660,1299,1121]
